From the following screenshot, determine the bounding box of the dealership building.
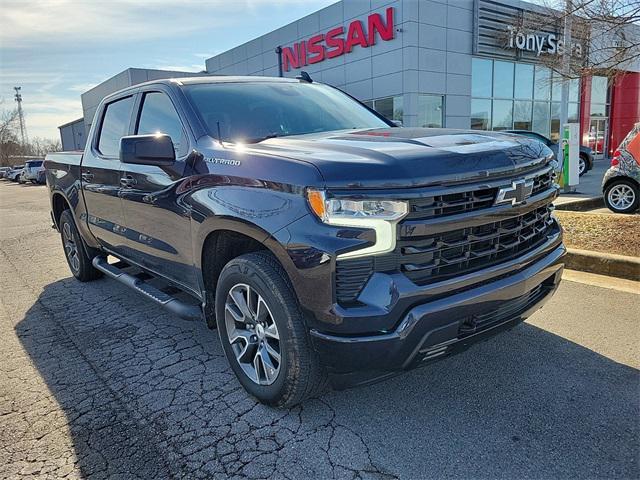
[60,0,640,157]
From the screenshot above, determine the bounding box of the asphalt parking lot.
[1,180,638,479]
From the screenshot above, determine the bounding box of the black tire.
[604,178,639,214]
[215,251,328,407]
[59,210,103,281]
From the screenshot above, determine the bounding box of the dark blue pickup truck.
[45,76,565,406]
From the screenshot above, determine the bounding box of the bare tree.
[505,0,640,82]
[0,102,24,166]
[0,100,63,165]
[28,137,62,157]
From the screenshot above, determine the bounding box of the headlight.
[306,189,408,259]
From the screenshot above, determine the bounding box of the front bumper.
[310,242,565,378]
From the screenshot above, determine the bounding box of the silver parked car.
[0,167,11,179]
[6,165,24,182]
[22,159,45,184]
[602,123,640,214]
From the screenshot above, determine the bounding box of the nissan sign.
[280,7,395,71]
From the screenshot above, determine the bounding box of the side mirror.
[391,119,403,127]
[120,134,176,166]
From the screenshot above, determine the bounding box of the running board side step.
[92,256,203,321]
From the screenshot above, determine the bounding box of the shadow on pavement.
[14,277,640,479]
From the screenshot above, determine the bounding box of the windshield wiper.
[243,133,283,144]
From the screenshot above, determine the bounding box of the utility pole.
[13,86,28,148]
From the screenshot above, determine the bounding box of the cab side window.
[136,92,187,156]
[97,96,135,157]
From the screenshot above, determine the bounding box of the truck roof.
[174,76,300,85]
[102,75,303,104]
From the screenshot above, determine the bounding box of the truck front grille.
[406,187,497,220]
[334,167,558,306]
[405,168,554,222]
[398,205,554,286]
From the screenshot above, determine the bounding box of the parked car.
[22,159,45,184]
[46,76,564,407]
[0,167,11,178]
[6,165,24,182]
[602,123,640,214]
[506,130,593,176]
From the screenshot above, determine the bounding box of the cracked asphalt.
[1,181,638,479]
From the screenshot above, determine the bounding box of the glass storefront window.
[471,59,579,135]
[472,58,493,98]
[367,96,403,122]
[590,103,606,117]
[568,102,579,123]
[589,76,609,155]
[591,76,608,104]
[569,78,580,103]
[551,74,562,102]
[513,101,533,130]
[492,100,513,131]
[418,95,443,127]
[471,99,491,130]
[534,66,551,101]
[493,61,514,99]
[514,64,534,99]
[550,102,561,141]
[532,102,550,136]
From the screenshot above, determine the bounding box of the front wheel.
[59,210,103,281]
[215,252,327,407]
[604,179,639,214]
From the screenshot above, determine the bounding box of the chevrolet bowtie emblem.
[495,179,534,206]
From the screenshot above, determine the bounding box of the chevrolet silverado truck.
[45,76,565,407]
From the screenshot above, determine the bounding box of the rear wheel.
[578,155,587,176]
[215,251,327,407]
[604,179,639,214]
[59,210,103,281]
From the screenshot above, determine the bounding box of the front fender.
[188,182,311,270]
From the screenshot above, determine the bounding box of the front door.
[588,118,608,156]
[81,95,134,254]
[119,90,198,293]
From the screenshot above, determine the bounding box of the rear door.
[81,95,134,254]
[119,87,197,292]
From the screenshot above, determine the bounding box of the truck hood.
[246,128,553,189]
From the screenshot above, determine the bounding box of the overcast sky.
[0,0,336,140]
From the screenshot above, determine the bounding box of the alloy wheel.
[608,184,636,211]
[579,157,586,175]
[224,283,281,385]
[62,222,80,273]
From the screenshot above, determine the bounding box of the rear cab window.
[97,96,135,157]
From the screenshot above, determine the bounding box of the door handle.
[120,175,137,188]
[81,171,94,182]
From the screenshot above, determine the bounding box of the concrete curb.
[554,196,604,211]
[565,248,640,281]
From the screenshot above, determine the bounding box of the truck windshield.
[183,81,390,143]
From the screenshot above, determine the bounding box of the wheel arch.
[196,219,301,328]
[603,174,639,193]
[51,190,72,229]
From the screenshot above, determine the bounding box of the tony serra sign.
[506,26,584,57]
[474,0,587,61]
